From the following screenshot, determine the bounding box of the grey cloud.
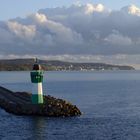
[104,32,132,46]
[1,3,140,56]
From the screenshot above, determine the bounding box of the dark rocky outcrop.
[0,86,81,117]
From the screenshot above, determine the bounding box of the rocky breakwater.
[0,86,81,117]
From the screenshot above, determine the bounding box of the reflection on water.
[29,117,47,140]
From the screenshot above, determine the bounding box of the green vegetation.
[0,59,135,71]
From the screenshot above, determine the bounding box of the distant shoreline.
[0,59,135,71]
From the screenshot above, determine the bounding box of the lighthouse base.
[31,94,43,104]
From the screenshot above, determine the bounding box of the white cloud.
[85,3,105,14]
[45,19,83,45]
[7,21,36,40]
[1,3,140,59]
[121,4,140,16]
[29,13,47,24]
[34,13,47,23]
[27,12,83,45]
[128,4,140,16]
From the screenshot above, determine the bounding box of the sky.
[1,0,140,68]
[0,0,139,20]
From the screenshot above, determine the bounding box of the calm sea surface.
[1,71,140,140]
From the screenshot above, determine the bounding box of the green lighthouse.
[30,58,44,104]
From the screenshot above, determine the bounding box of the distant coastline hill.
[0,59,135,71]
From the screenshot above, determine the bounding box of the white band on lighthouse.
[32,83,43,104]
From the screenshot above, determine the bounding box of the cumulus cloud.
[122,4,140,16]
[104,32,132,46]
[85,3,105,14]
[1,3,140,59]
[32,13,47,23]
[7,21,36,40]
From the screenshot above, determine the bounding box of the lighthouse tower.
[30,58,44,104]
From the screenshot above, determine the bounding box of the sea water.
[1,71,140,140]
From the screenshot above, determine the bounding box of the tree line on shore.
[0,59,135,71]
